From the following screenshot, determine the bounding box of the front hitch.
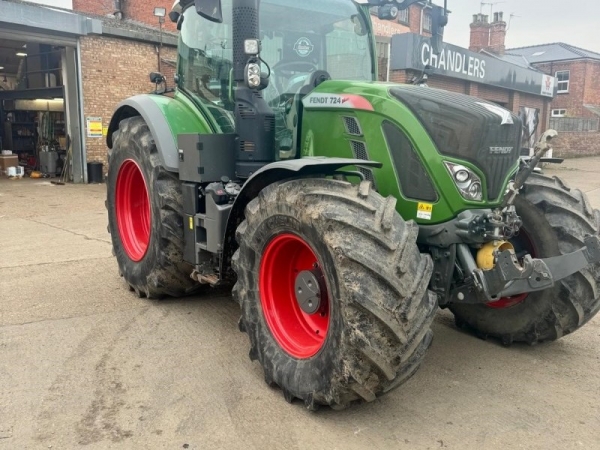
[462,235,600,301]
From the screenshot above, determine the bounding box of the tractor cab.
[174,0,375,159]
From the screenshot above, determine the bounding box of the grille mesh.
[389,86,521,200]
[350,140,375,186]
[343,116,363,136]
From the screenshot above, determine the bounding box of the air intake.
[382,121,438,202]
[350,140,376,186]
[343,116,363,136]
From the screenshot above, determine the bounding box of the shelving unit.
[1,109,66,156]
[2,111,36,155]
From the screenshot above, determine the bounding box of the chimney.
[469,14,491,53]
[489,12,507,55]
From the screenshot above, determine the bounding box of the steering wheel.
[272,60,318,77]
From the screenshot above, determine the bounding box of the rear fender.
[107,95,178,172]
[220,157,383,279]
[107,94,213,172]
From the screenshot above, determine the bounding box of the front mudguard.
[219,158,383,281]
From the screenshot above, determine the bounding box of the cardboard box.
[0,155,19,174]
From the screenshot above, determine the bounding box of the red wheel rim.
[487,229,537,309]
[259,234,330,359]
[115,159,151,262]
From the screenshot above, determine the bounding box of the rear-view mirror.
[149,72,165,84]
[195,0,223,23]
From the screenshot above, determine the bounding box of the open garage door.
[0,0,102,183]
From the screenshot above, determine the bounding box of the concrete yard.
[1,159,599,449]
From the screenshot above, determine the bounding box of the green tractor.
[106,0,600,410]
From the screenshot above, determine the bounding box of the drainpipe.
[419,2,432,35]
[114,0,124,19]
[76,40,87,183]
[386,40,391,82]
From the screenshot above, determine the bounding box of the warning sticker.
[417,203,433,220]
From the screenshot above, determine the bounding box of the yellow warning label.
[189,217,194,230]
[418,203,433,213]
[417,203,433,220]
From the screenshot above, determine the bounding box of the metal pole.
[158,17,164,72]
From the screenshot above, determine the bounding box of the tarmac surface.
[1,158,599,449]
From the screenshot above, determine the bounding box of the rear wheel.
[233,179,436,410]
[107,116,199,299]
[451,174,600,344]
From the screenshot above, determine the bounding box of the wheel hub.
[115,159,151,262]
[294,268,325,315]
[259,233,330,359]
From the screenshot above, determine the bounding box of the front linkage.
[470,235,600,301]
[425,129,600,306]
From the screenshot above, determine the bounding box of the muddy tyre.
[107,116,198,299]
[232,179,436,410]
[451,174,600,344]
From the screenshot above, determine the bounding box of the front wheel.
[233,179,436,410]
[451,174,600,345]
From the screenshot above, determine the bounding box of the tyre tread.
[233,179,436,409]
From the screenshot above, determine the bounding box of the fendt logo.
[294,37,314,57]
[489,146,514,155]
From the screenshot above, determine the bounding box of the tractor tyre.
[232,179,436,410]
[450,173,600,345]
[106,116,199,299]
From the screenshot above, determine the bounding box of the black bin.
[87,161,104,183]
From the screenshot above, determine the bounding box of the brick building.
[463,13,600,157]
[505,43,600,120]
[505,45,600,158]
[384,10,555,151]
[0,0,177,182]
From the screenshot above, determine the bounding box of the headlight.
[444,162,484,201]
[246,63,261,88]
[455,169,470,183]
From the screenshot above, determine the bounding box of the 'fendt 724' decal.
[302,93,374,111]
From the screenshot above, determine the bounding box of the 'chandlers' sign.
[421,41,486,79]
[390,33,556,98]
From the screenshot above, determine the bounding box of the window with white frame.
[398,7,409,24]
[423,13,432,32]
[556,71,570,93]
[551,109,567,117]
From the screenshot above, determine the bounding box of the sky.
[442,0,600,53]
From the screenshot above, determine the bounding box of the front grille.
[390,86,522,200]
[382,121,438,203]
[349,140,375,186]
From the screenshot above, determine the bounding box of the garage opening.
[0,37,80,181]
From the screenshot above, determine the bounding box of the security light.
[16,52,27,57]
[154,7,166,17]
